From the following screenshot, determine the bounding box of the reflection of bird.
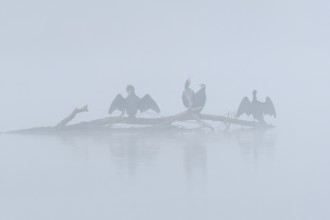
[236,90,276,123]
[108,85,160,117]
[182,79,207,113]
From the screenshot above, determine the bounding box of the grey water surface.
[0,125,329,220]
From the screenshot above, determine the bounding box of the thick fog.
[1,0,329,131]
[0,0,330,219]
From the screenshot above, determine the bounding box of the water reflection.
[233,128,277,164]
[229,128,277,169]
[107,134,159,178]
[48,128,276,184]
[183,138,207,184]
[234,128,277,150]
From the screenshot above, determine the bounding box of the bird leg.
[150,110,190,128]
[190,112,214,131]
[189,106,203,113]
[106,111,125,127]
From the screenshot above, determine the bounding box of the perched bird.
[108,85,160,117]
[236,90,276,123]
[182,79,194,109]
[182,79,207,113]
[193,84,207,112]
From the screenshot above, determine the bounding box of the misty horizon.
[0,0,329,219]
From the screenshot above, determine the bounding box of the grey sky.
[0,0,329,131]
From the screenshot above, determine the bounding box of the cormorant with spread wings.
[108,85,160,117]
[182,79,207,113]
[236,90,276,123]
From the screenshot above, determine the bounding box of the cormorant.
[236,90,276,123]
[108,85,160,117]
[182,79,194,109]
[193,84,206,112]
[182,79,207,113]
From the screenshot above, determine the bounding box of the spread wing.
[263,97,276,118]
[138,95,160,113]
[194,88,206,108]
[108,94,126,114]
[182,91,189,108]
[236,97,252,118]
[182,89,194,108]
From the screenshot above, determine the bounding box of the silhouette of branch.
[56,105,89,127]
[6,107,272,134]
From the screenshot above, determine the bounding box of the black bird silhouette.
[182,79,194,109]
[236,90,276,123]
[182,79,207,113]
[108,85,160,117]
[193,84,206,112]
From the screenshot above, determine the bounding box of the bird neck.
[128,90,136,96]
[185,80,191,89]
[252,95,257,102]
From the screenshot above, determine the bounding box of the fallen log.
[67,114,267,128]
[6,106,273,135]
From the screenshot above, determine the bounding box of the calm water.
[0,127,329,220]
